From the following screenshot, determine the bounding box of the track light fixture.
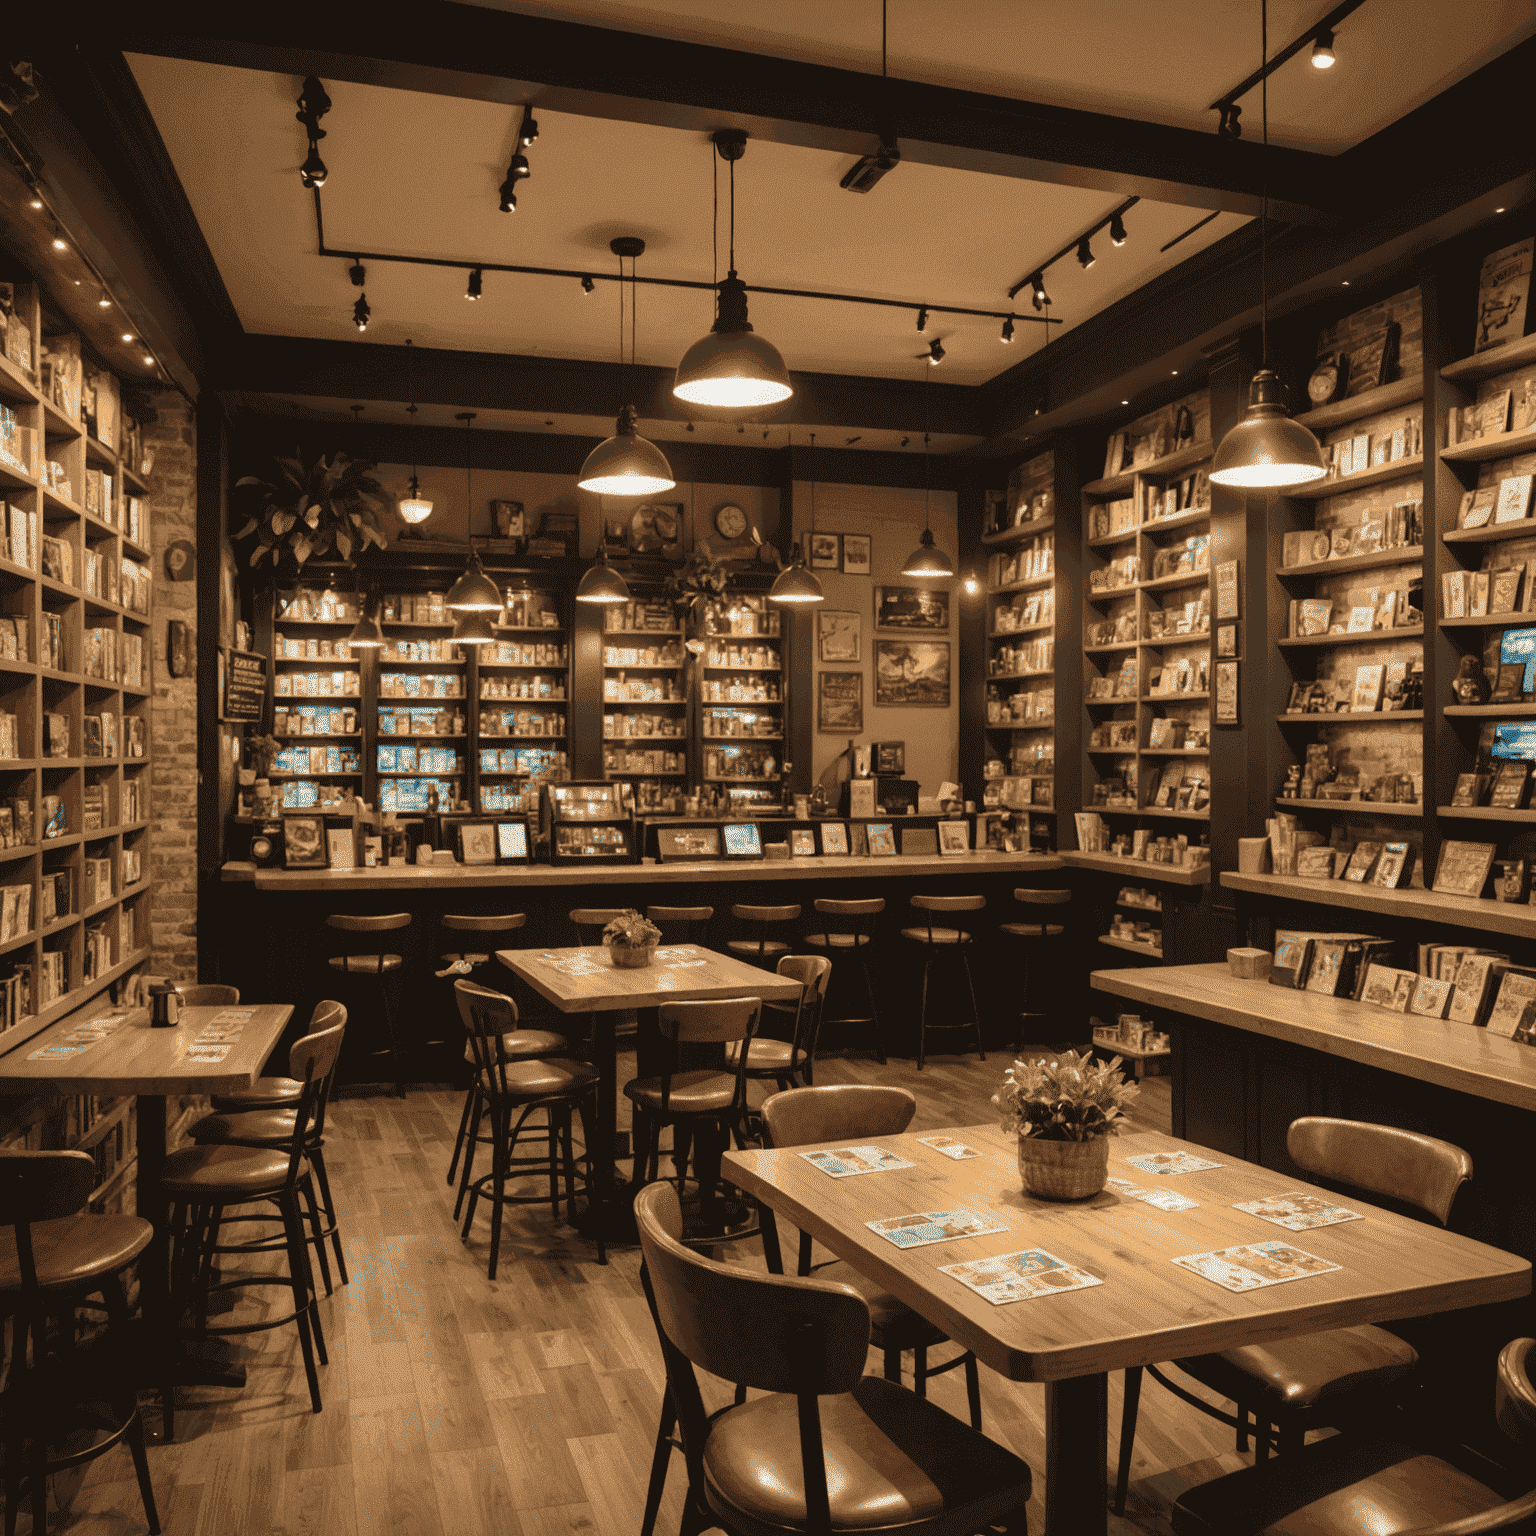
[581,275,595,294]
[51,234,66,252]
[352,295,370,331]
[1030,273,1048,311]
[1000,317,1015,344]
[349,260,365,287]
[466,267,483,301]
[296,76,331,189]
[1218,102,1243,139]
[1311,28,1336,66]
[1110,212,1127,247]
[499,182,517,214]
[1077,238,1095,270]
[927,339,944,366]
[520,110,539,146]
[916,307,929,333]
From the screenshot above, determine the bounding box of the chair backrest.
[1287,1117,1471,1226]
[454,978,522,1091]
[1013,887,1071,907]
[812,898,884,917]
[647,905,713,946]
[778,954,831,1003]
[653,997,760,1119]
[288,1000,348,1139]
[777,955,832,1067]
[178,983,240,1006]
[570,907,628,945]
[731,903,800,923]
[442,912,527,935]
[1497,1338,1536,1450]
[326,912,412,933]
[911,894,985,912]
[761,1083,917,1149]
[0,1151,98,1295]
[277,1019,345,1188]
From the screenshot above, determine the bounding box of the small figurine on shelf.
[1452,655,1488,705]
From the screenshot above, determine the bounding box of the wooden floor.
[49,1054,1266,1536]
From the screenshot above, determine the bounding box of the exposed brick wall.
[144,392,197,979]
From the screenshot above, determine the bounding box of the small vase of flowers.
[992,1050,1139,1201]
[602,910,662,969]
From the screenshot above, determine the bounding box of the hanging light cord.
[728,152,737,274]
[712,146,719,320]
[809,432,817,538]
[1261,0,1269,367]
[882,0,888,77]
[923,364,932,531]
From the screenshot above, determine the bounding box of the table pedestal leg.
[1045,1372,1108,1536]
[574,1008,637,1246]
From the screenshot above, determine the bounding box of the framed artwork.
[867,823,897,857]
[875,639,951,707]
[1216,623,1238,658]
[1215,559,1240,620]
[790,828,817,857]
[849,821,869,856]
[875,585,949,631]
[938,820,970,856]
[818,671,863,733]
[817,610,861,662]
[819,822,848,855]
[841,534,872,575]
[490,499,525,539]
[809,532,841,570]
[458,823,497,865]
[284,816,327,868]
[1214,659,1239,723]
[629,502,683,556]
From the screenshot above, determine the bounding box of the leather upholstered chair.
[1115,1116,1474,1515]
[635,1181,1032,1536]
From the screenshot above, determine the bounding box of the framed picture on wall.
[874,585,949,630]
[818,671,863,733]
[875,639,951,707]
[817,610,861,662]
[284,816,327,868]
[809,532,841,570]
[841,534,872,575]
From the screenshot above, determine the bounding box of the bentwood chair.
[0,1151,160,1536]
[646,905,714,947]
[903,894,986,1069]
[325,911,412,1096]
[725,954,830,1099]
[726,903,801,968]
[1172,1335,1536,1536]
[635,1181,1032,1536]
[569,907,629,947]
[175,983,240,1007]
[758,1084,985,1429]
[1115,1116,1473,1516]
[999,887,1072,1046]
[805,897,885,1062]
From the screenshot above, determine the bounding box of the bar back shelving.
[477,583,569,817]
[700,594,785,815]
[603,594,689,815]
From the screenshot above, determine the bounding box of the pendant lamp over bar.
[901,390,955,579]
[769,430,824,605]
[397,340,433,526]
[346,592,384,648]
[450,610,496,645]
[446,412,504,612]
[575,547,631,605]
[673,131,792,411]
[1208,0,1328,492]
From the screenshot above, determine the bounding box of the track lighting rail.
[1006,197,1139,302]
[1207,0,1365,123]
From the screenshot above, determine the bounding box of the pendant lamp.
[770,431,824,605]
[446,412,504,611]
[451,610,496,646]
[900,399,955,579]
[575,547,631,605]
[673,132,792,410]
[346,591,384,648]
[398,342,433,526]
[578,236,675,496]
[1208,0,1327,492]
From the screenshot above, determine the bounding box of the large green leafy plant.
[235,452,390,569]
[993,1050,1139,1142]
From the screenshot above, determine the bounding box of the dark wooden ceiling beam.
[106,2,1335,220]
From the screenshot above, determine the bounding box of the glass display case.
[541,780,636,864]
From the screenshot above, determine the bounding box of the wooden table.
[723,1122,1530,1535]
[0,1000,294,1395]
[499,944,802,1240]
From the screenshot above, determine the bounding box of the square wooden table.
[499,944,803,1239]
[0,1000,294,1395]
[723,1121,1531,1535]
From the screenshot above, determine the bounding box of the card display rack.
[602,594,691,815]
[699,595,784,815]
[0,277,154,1075]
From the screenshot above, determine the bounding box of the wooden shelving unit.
[698,595,785,815]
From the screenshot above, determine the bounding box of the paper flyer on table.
[1124,1151,1223,1177]
[916,1135,983,1160]
[210,1009,257,1025]
[1232,1192,1363,1231]
[800,1146,916,1178]
[866,1210,1008,1249]
[1107,1177,1200,1211]
[940,1248,1103,1306]
[1173,1242,1342,1293]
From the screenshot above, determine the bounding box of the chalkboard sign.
[224,649,267,722]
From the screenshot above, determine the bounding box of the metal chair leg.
[1115,1366,1143,1516]
[863,953,885,1064]
[964,1352,982,1431]
[447,1085,475,1184]
[917,954,932,1070]
[641,1387,677,1536]
[961,949,985,1061]
[379,976,407,1098]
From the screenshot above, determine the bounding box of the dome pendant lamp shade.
[398,474,433,525]
[1209,369,1329,490]
[446,550,503,612]
[451,610,496,646]
[346,600,384,649]
[577,403,676,496]
[575,549,631,605]
[673,274,793,409]
[900,527,955,579]
[768,544,824,605]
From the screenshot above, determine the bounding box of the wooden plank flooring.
[50,1055,1265,1536]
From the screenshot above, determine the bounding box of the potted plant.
[992,1050,1139,1200]
[602,910,663,969]
[234,451,390,571]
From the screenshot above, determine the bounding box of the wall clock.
[714,503,748,540]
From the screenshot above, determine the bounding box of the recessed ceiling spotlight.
[1121,399,1129,405]
[1077,238,1095,269]
[1311,28,1336,67]
[27,195,42,210]
[1342,280,1351,286]
[1171,369,1179,375]
[97,298,110,308]
[1495,207,1506,214]
[1110,213,1127,247]
[51,236,66,252]
[142,355,154,367]
[121,333,134,343]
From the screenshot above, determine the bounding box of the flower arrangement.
[993,1051,1139,1143]
[663,545,735,630]
[602,910,662,950]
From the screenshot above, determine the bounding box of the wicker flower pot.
[1017,1136,1110,1201]
[607,942,657,970]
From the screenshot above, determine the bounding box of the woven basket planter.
[1016,1135,1110,1201]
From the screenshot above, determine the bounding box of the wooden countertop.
[1092,962,1536,1113]
[222,849,1065,892]
[1060,850,1211,886]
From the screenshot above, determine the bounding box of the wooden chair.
[454,979,605,1274]
[902,894,985,1069]
[175,983,240,1007]
[569,907,629,946]
[646,905,714,947]
[163,1021,345,1417]
[725,954,830,1095]
[1172,1334,1536,1535]
[726,903,801,968]
[999,887,1071,1046]
[1115,1116,1473,1515]
[757,1083,985,1430]
[624,997,760,1213]
[325,911,412,1096]
[805,897,885,1063]
[635,1181,1032,1536]
[0,1151,160,1536]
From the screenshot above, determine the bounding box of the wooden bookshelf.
[697,596,785,816]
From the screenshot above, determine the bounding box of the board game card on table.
[1107,1177,1200,1211]
[1233,1191,1363,1232]
[1173,1242,1341,1293]
[916,1135,983,1160]
[866,1210,1009,1249]
[1124,1151,1223,1177]
[940,1249,1103,1306]
[800,1146,916,1178]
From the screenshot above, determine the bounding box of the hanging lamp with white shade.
[346,589,384,648]
[575,547,631,605]
[1208,0,1328,492]
[445,412,504,612]
[451,609,496,646]
[397,339,433,527]
[769,431,825,605]
[900,375,955,579]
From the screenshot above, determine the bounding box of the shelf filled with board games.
[982,451,1057,844]
[698,594,785,815]
[602,593,691,815]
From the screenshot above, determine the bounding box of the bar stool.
[903,894,985,1070]
[569,907,629,946]
[805,897,885,1063]
[0,1150,160,1536]
[455,979,605,1274]
[726,903,801,969]
[999,887,1072,1046]
[646,905,714,947]
[325,911,412,1096]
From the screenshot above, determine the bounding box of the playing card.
[866,1210,1008,1249]
[800,1146,916,1178]
[187,1044,232,1064]
[27,1044,89,1060]
[1124,1151,1223,1177]
[196,1030,243,1043]
[917,1135,983,1160]
[1133,1186,1202,1211]
[210,1009,257,1024]
[1174,1242,1341,1293]
[1233,1192,1363,1232]
[940,1249,1103,1306]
